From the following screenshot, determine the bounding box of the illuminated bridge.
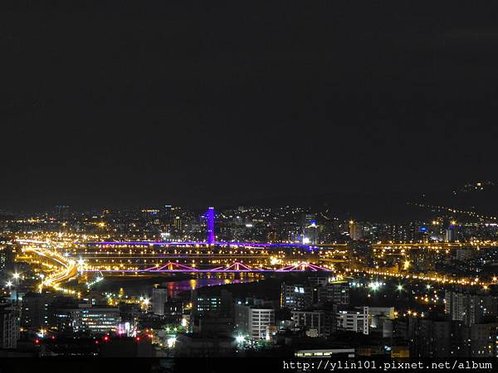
[78,241,347,249]
[84,260,333,273]
[72,240,348,273]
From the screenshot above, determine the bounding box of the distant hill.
[232,181,498,223]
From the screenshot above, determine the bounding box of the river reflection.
[92,273,263,298]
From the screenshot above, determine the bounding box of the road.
[21,244,78,290]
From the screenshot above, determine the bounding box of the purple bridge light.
[85,261,332,273]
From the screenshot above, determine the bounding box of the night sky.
[2,2,498,211]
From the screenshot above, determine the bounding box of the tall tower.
[206,207,215,244]
[349,220,363,241]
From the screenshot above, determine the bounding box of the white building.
[152,287,168,316]
[235,304,275,340]
[337,306,369,335]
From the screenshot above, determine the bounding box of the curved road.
[21,244,78,290]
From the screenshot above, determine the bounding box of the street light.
[166,336,176,348]
[235,335,246,344]
[141,298,150,311]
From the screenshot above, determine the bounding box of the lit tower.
[206,207,215,244]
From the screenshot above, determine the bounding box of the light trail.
[21,245,79,293]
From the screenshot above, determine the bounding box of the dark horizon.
[2,2,498,212]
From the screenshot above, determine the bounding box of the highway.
[21,244,78,291]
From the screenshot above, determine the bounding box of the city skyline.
[3,181,498,368]
[3,179,497,226]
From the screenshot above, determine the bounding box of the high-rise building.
[0,303,19,349]
[467,323,498,357]
[53,304,120,334]
[291,309,336,337]
[234,304,275,340]
[192,289,233,317]
[281,279,349,310]
[0,246,14,276]
[409,318,453,358]
[336,306,369,335]
[152,287,168,316]
[280,282,314,310]
[349,220,363,241]
[20,292,55,331]
[317,281,350,305]
[164,298,183,323]
[445,226,457,243]
[445,289,498,326]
